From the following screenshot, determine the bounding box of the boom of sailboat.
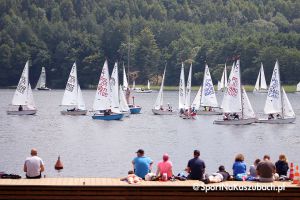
[6,59,298,124]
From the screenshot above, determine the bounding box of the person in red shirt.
[156,154,173,180]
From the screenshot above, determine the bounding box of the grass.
[135,84,298,93]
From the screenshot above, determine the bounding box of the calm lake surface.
[0,89,299,178]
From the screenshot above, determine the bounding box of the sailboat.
[257,61,295,124]
[196,64,222,115]
[217,64,228,92]
[61,63,87,115]
[214,59,256,125]
[192,86,201,111]
[253,63,268,93]
[152,67,175,115]
[92,60,124,120]
[132,80,136,90]
[119,85,130,116]
[7,61,37,115]
[35,67,50,90]
[296,82,300,93]
[136,80,153,93]
[180,63,196,119]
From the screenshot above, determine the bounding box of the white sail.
[110,62,120,112]
[242,87,255,119]
[297,82,300,92]
[132,80,135,90]
[184,64,192,109]
[282,87,295,118]
[123,64,128,90]
[27,83,36,109]
[154,68,166,109]
[254,70,260,91]
[217,81,222,91]
[35,67,46,89]
[224,64,228,88]
[192,86,201,110]
[61,63,78,106]
[93,60,112,111]
[178,63,186,109]
[77,84,86,110]
[260,63,267,90]
[264,61,282,114]
[220,70,225,89]
[12,61,30,106]
[200,64,219,107]
[221,60,242,113]
[119,85,129,112]
[147,80,151,90]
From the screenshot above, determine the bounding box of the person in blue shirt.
[132,149,153,179]
[232,153,247,179]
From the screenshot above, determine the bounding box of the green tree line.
[0,0,299,88]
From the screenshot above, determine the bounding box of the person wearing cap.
[186,150,206,180]
[156,153,173,179]
[23,148,45,179]
[132,149,153,179]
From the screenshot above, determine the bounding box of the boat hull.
[152,109,176,115]
[214,118,256,125]
[256,118,296,124]
[61,110,87,116]
[7,110,37,115]
[136,90,152,93]
[196,110,222,115]
[129,107,142,114]
[37,87,51,91]
[92,113,124,120]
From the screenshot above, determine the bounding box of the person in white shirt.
[23,148,45,179]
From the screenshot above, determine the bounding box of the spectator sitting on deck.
[186,150,206,181]
[232,154,247,180]
[120,170,142,184]
[257,155,277,182]
[23,148,45,179]
[132,149,153,179]
[249,158,261,178]
[204,165,231,184]
[275,154,289,179]
[18,105,23,111]
[156,153,173,180]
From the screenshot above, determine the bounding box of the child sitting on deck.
[204,165,231,184]
[120,170,142,184]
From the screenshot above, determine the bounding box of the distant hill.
[0,0,299,88]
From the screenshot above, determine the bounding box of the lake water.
[0,89,299,178]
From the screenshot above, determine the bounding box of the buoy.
[55,156,64,171]
[292,165,299,184]
[289,162,294,180]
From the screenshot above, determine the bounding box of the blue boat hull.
[129,107,142,114]
[92,113,124,120]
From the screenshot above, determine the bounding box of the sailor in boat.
[268,114,274,120]
[167,103,173,112]
[104,109,112,116]
[160,105,163,111]
[67,107,76,112]
[276,114,282,119]
[223,113,229,120]
[18,105,23,111]
[232,113,239,120]
[179,108,184,115]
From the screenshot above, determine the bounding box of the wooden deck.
[0,178,299,200]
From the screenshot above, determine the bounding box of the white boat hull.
[196,110,222,115]
[152,109,176,115]
[214,118,256,125]
[7,110,37,115]
[136,90,152,93]
[61,110,87,115]
[256,118,296,124]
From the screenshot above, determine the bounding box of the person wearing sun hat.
[132,149,153,179]
[156,153,173,179]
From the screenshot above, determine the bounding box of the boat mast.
[127,8,130,86]
[200,62,206,106]
[238,58,244,119]
[277,60,284,118]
